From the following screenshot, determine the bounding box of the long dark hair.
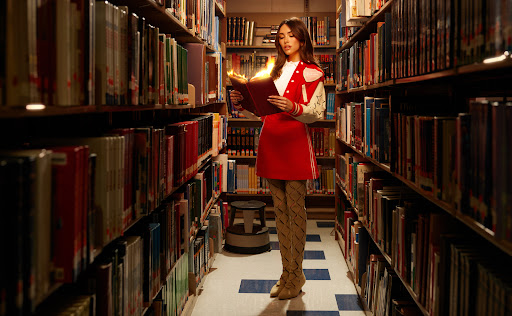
[270,17,319,80]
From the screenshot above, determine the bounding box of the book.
[228,74,282,117]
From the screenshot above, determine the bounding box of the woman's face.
[278,23,301,62]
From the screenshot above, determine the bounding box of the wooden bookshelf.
[337,180,430,316]
[215,0,226,18]
[336,59,512,95]
[338,137,391,173]
[337,136,512,257]
[336,0,394,53]
[361,224,429,316]
[341,233,373,316]
[110,0,199,42]
[335,0,512,312]
[0,105,99,118]
[336,80,394,94]
[0,103,230,119]
[2,0,228,314]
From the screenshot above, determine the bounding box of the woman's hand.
[230,90,243,104]
[267,95,293,112]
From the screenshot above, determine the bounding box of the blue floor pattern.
[335,294,363,311]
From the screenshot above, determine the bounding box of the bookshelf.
[1,0,229,315]
[336,58,512,94]
[335,0,512,314]
[225,116,337,208]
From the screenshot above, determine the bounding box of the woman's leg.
[279,179,307,300]
[267,178,290,297]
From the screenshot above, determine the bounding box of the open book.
[228,74,283,117]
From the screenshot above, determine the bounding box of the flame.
[252,57,276,79]
[228,57,276,81]
[228,69,247,81]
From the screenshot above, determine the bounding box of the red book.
[165,135,174,195]
[166,123,187,186]
[228,75,282,117]
[51,146,84,283]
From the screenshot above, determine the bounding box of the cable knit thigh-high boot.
[278,180,307,300]
[267,178,291,298]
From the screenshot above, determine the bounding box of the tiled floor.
[190,219,365,316]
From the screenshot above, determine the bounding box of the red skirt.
[256,112,319,180]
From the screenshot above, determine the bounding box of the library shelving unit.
[334,0,512,315]
[1,0,228,315]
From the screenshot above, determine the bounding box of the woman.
[230,17,326,300]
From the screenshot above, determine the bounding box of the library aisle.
[190,219,365,316]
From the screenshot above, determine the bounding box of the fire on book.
[228,57,276,82]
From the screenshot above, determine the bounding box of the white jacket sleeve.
[287,81,326,124]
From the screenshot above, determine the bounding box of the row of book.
[228,162,336,195]
[338,214,424,316]
[362,254,420,316]
[390,0,512,78]
[325,92,336,120]
[3,190,198,316]
[344,0,389,24]
[227,127,260,157]
[336,98,391,163]
[310,128,336,157]
[306,167,337,195]
[95,2,189,106]
[337,0,512,83]
[33,157,227,316]
[335,12,361,48]
[0,114,227,313]
[337,13,392,90]
[2,0,203,107]
[226,127,336,158]
[150,254,189,316]
[336,154,389,215]
[227,17,255,46]
[300,16,332,46]
[315,54,337,84]
[339,170,512,316]
[232,164,268,195]
[162,0,220,50]
[391,98,512,238]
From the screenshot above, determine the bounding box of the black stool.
[224,200,270,254]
